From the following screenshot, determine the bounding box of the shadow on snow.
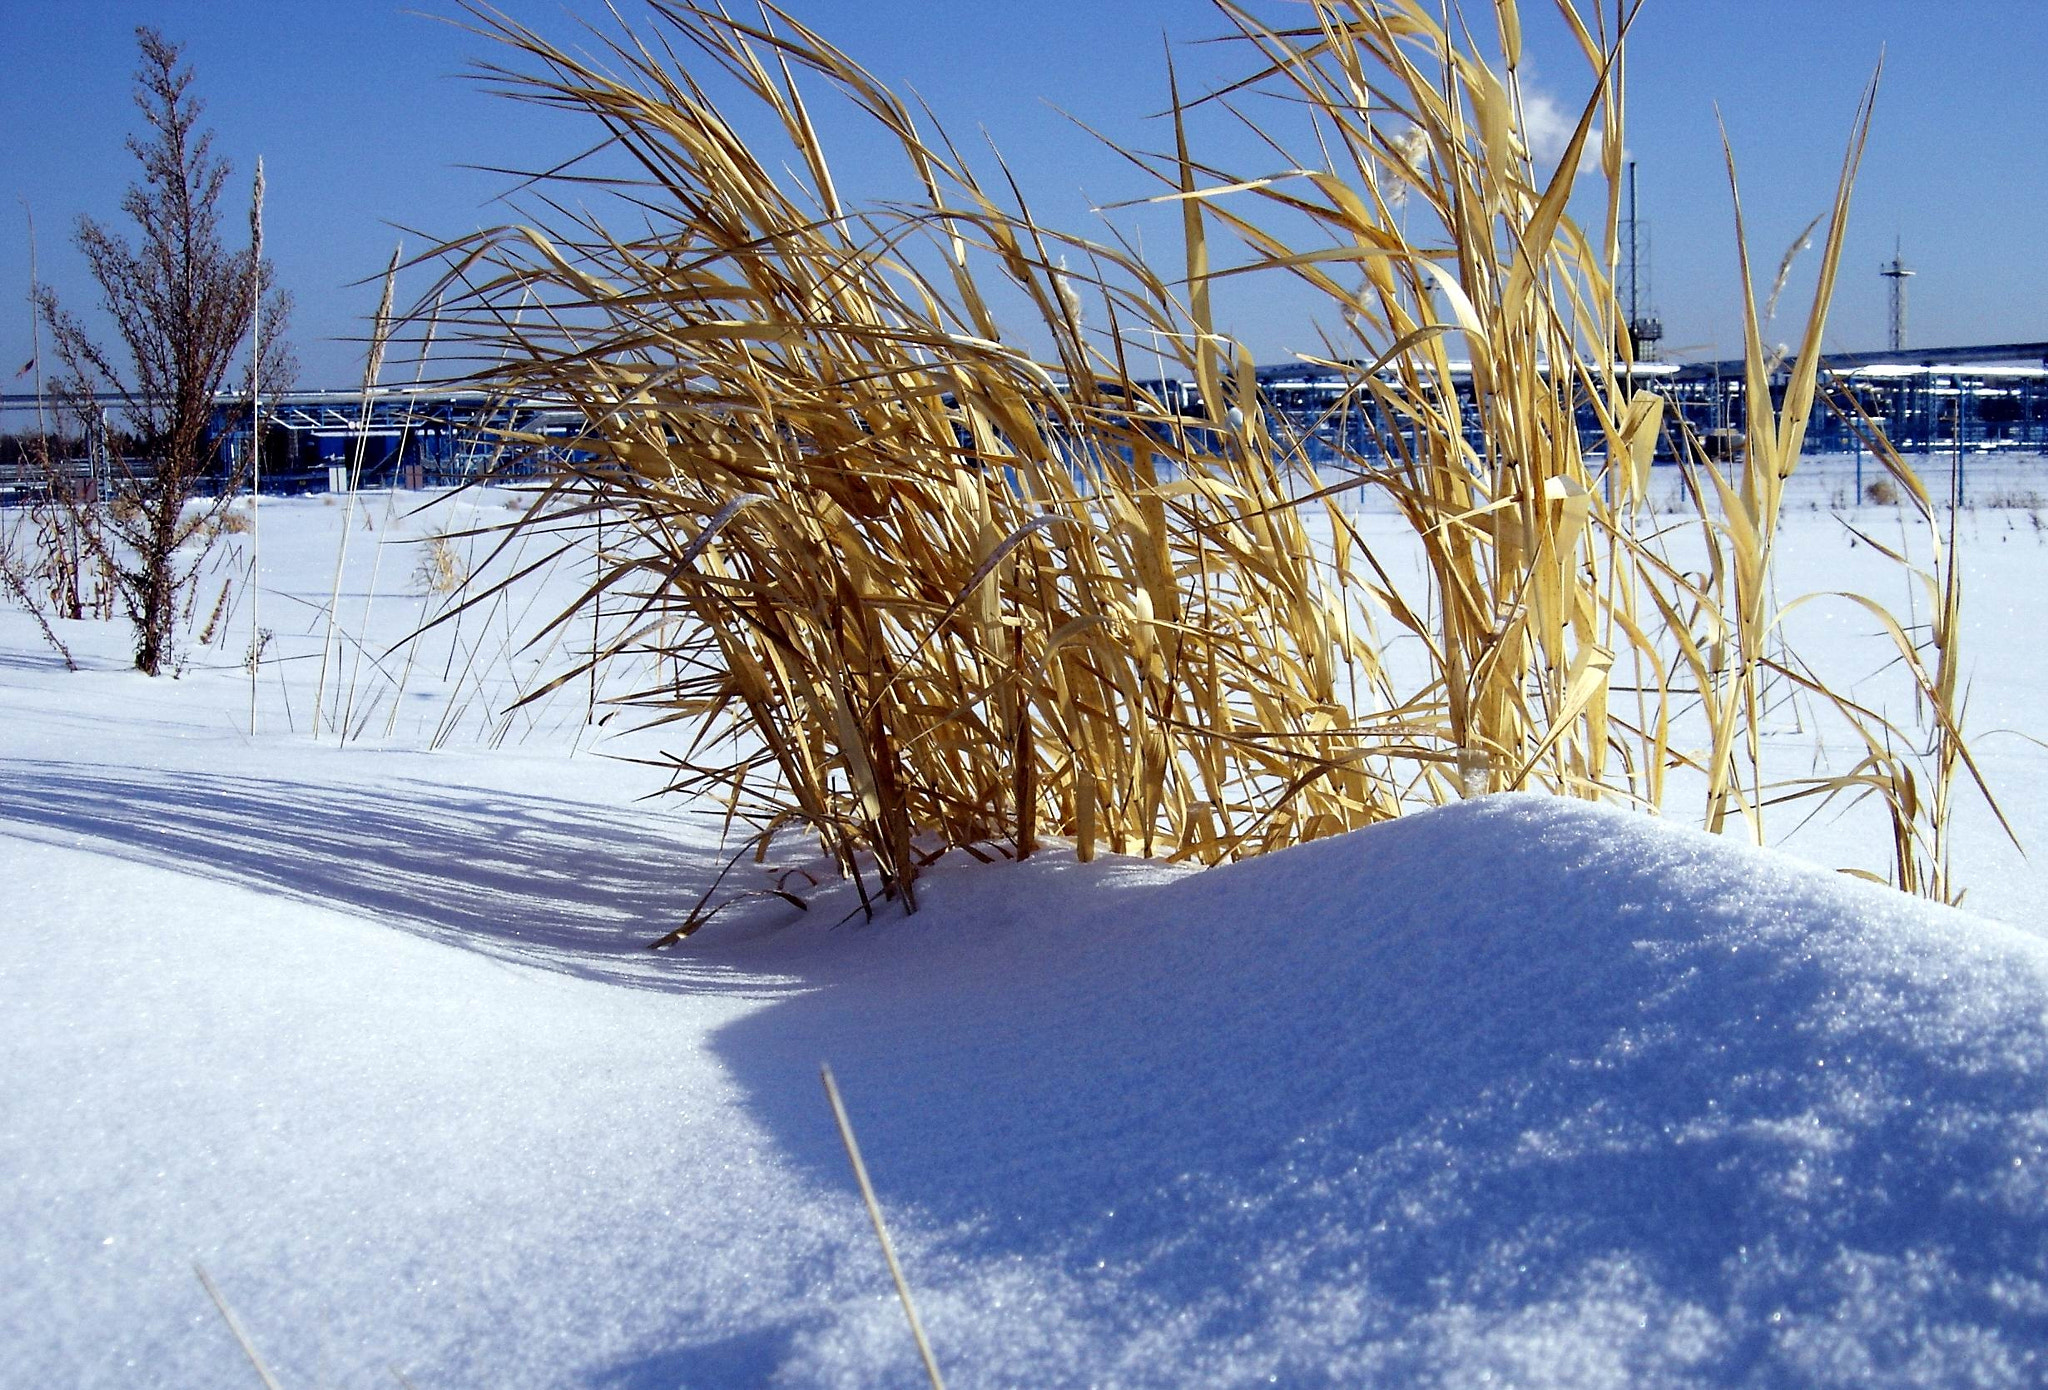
[0,757,773,992]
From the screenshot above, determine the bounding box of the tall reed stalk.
[314,245,400,740]
[247,158,265,735]
[339,299,442,745]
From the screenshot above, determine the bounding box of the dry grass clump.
[411,532,469,596]
[206,508,253,539]
[436,1,1391,912]
[433,0,1995,916]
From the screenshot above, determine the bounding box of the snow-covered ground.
[5,461,2048,1386]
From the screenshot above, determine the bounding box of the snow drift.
[703,794,2048,1386]
[7,757,2048,1385]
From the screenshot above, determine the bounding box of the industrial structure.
[1881,241,1916,352]
[239,386,584,491]
[1182,342,2048,465]
[1624,162,1663,361]
[1658,343,2048,457]
[0,385,582,502]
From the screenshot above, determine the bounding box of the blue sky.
[2,1,2041,390]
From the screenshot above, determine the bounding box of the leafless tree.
[35,26,294,674]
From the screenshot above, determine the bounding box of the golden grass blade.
[194,1264,285,1390]
[820,1064,946,1390]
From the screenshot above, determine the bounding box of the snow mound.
[701,793,2048,1386]
[7,774,2048,1387]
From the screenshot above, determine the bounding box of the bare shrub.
[34,28,294,674]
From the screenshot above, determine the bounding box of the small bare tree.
[35,26,293,674]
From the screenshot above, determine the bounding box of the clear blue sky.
[3,1,2042,391]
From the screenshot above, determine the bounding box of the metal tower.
[1624,162,1662,359]
[1881,239,1915,351]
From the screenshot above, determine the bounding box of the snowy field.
[6,456,2048,1386]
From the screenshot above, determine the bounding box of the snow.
[6,465,2048,1386]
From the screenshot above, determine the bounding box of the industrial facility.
[4,345,2046,503]
[1176,341,2048,466]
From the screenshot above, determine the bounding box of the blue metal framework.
[1185,344,2048,466]
[0,385,585,502]
[1656,355,2048,457]
[214,387,586,492]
